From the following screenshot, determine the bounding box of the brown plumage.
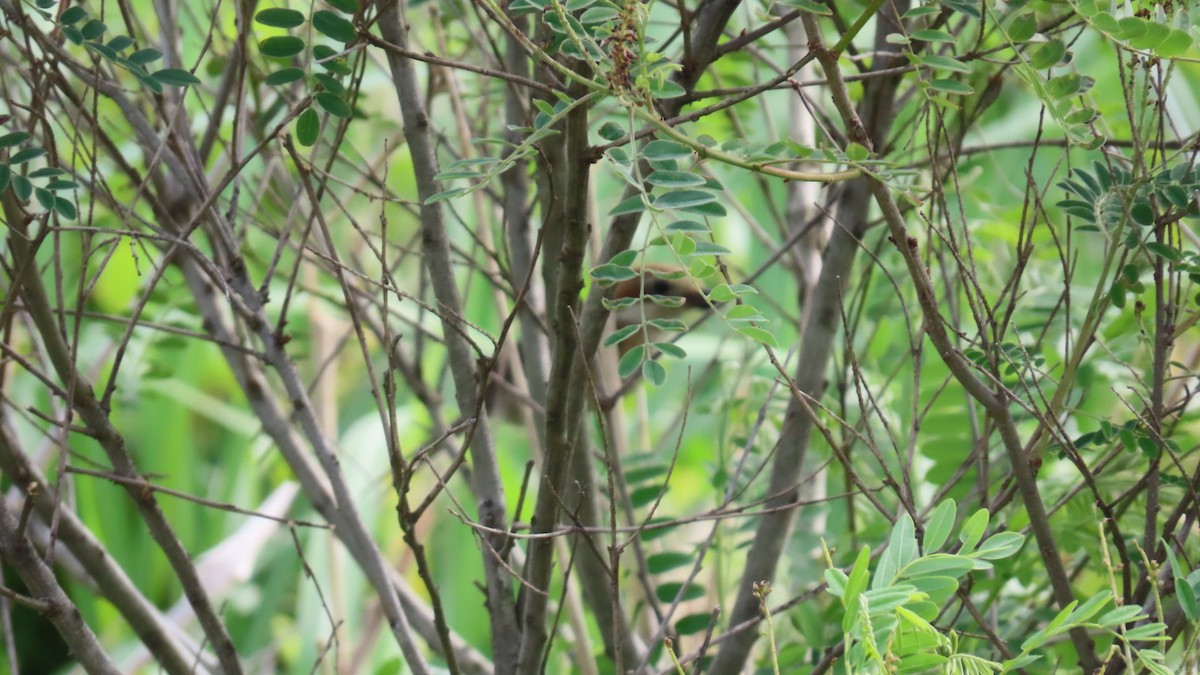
[608,264,710,354]
[484,265,710,422]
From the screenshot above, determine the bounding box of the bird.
[483,265,711,423]
[607,264,710,354]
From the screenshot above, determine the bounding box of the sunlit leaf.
[312,10,356,42]
[296,108,320,146]
[256,8,306,28]
[259,36,306,59]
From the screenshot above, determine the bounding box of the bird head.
[607,264,712,352]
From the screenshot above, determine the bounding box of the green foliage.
[0,128,77,220]
[252,5,358,145]
[816,500,1181,673]
[3,0,1200,672]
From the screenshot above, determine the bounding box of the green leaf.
[34,187,54,210]
[325,0,359,13]
[0,132,30,148]
[1163,185,1191,209]
[255,8,306,28]
[1066,107,1098,124]
[600,296,638,312]
[9,147,46,164]
[1131,200,1155,226]
[783,0,831,15]
[1116,17,1147,40]
[647,551,693,573]
[655,190,716,209]
[60,6,87,25]
[650,79,686,99]
[22,166,57,178]
[875,513,918,589]
[128,48,163,65]
[1110,283,1127,308]
[630,483,664,508]
[85,41,119,61]
[737,326,778,348]
[609,195,646,216]
[591,263,637,283]
[957,508,988,554]
[152,68,201,87]
[664,220,707,234]
[675,612,713,635]
[296,108,320,146]
[603,324,640,347]
[1096,604,1144,627]
[929,79,974,96]
[653,343,686,359]
[973,531,1025,560]
[842,545,871,630]
[54,197,77,220]
[1066,590,1112,625]
[906,575,958,605]
[1028,39,1066,69]
[1046,73,1082,98]
[682,200,726,217]
[579,6,619,23]
[845,142,869,161]
[1127,21,1170,51]
[1044,600,1078,635]
[923,499,955,552]
[1165,543,1200,621]
[1007,13,1037,42]
[655,582,705,603]
[312,10,356,42]
[315,92,351,117]
[646,170,706,188]
[625,463,668,485]
[919,55,970,73]
[80,19,106,40]
[692,241,730,255]
[1145,242,1182,262]
[618,344,645,378]
[62,25,83,45]
[1123,622,1169,640]
[895,653,948,672]
[825,568,848,598]
[1004,654,1041,670]
[609,249,638,267]
[424,187,467,204]
[259,35,306,59]
[312,73,344,94]
[597,121,624,141]
[708,284,736,302]
[643,140,693,161]
[28,164,60,177]
[911,28,955,42]
[11,175,32,201]
[45,179,78,191]
[265,67,305,85]
[724,305,764,321]
[862,586,917,615]
[647,318,686,332]
[1153,29,1193,58]
[646,294,685,308]
[107,35,135,52]
[903,5,939,19]
[313,44,352,74]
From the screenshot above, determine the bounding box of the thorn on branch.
[17,482,38,537]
